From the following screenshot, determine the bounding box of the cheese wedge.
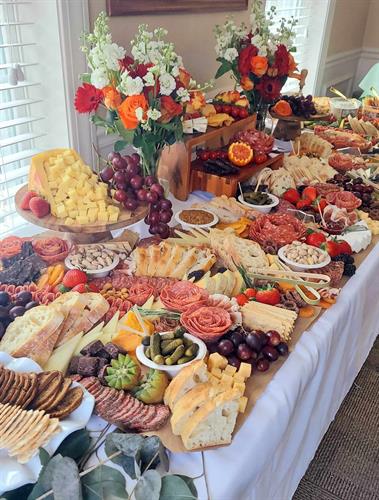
[44,332,84,373]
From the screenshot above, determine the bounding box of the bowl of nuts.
[65,245,119,278]
[278,241,330,271]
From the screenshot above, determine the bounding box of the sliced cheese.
[44,332,84,373]
[101,311,120,344]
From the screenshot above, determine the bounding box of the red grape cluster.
[99,152,173,238]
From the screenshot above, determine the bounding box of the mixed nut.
[282,241,328,265]
[67,245,117,271]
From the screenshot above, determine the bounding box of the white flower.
[102,42,126,70]
[119,75,144,96]
[171,65,180,77]
[224,47,238,62]
[91,67,109,88]
[143,71,155,87]
[177,87,190,102]
[159,73,176,96]
[147,108,162,121]
[135,107,145,121]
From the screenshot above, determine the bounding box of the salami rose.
[127,282,155,306]
[249,213,306,248]
[160,281,209,313]
[180,305,232,342]
[32,237,69,264]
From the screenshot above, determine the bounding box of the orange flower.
[250,56,268,77]
[188,90,206,111]
[178,68,191,88]
[117,94,148,129]
[240,76,254,91]
[160,96,183,123]
[102,85,122,110]
[288,53,298,73]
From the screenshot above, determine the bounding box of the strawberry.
[244,288,257,299]
[71,283,88,293]
[20,190,37,210]
[235,293,249,306]
[336,240,352,255]
[296,198,311,210]
[283,189,300,205]
[321,240,340,258]
[255,286,280,306]
[62,269,87,289]
[306,231,326,247]
[29,197,50,218]
[302,186,317,202]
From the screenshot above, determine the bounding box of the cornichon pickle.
[161,339,183,355]
[174,326,186,338]
[150,334,161,358]
[182,337,193,348]
[161,339,174,349]
[153,354,165,365]
[145,347,151,359]
[177,354,196,365]
[142,336,151,346]
[185,344,199,357]
[165,345,185,365]
[160,332,175,341]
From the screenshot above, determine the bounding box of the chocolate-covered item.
[80,340,104,357]
[102,342,122,359]
[77,356,99,377]
[68,355,80,375]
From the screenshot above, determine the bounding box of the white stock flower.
[135,107,145,121]
[159,73,176,96]
[177,87,190,102]
[143,71,155,87]
[171,65,180,77]
[224,47,238,62]
[91,67,109,88]
[119,75,144,96]
[147,108,162,121]
[102,42,126,70]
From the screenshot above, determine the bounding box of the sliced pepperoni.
[160,281,209,313]
[127,282,155,306]
[181,305,232,342]
[249,213,306,248]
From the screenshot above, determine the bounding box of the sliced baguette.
[180,389,240,450]
[164,360,208,410]
[0,305,64,366]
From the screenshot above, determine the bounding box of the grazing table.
[92,191,378,500]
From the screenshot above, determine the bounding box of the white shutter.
[0,0,44,237]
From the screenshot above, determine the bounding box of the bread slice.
[171,247,198,279]
[171,383,211,435]
[0,305,64,366]
[161,245,185,278]
[180,389,240,450]
[56,293,109,346]
[164,360,208,410]
[134,247,149,276]
[54,292,87,345]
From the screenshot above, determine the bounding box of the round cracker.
[31,372,64,409]
[1,370,15,403]
[49,386,83,419]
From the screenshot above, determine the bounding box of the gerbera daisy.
[74,83,103,113]
[256,76,283,103]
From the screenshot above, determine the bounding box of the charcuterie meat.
[160,281,209,312]
[234,129,274,154]
[323,205,358,227]
[249,213,306,248]
[274,199,296,215]
[309,261,344,287]
[326,191,361,211]
[153,317,180,332]
[313,183,342,197]
[127,282,155,306]
[91,272,177,296]
[181,304,232,342]
[33,237,69,264]
[314,126,372,151]
[0,236,29,260]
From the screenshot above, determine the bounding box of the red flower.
[74,83,103,113]
[274,44,290,76]
[119,55,134,72]
[129,63,153,79]
[160,96,183,123]
[256,76,283,103]
[238,44,258,76]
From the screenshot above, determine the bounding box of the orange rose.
[102,86,122,110]
[117,94,148,129]
[240,76,254,91]
[288,53,298,73]
[178,68,191,88]
[250,56,268,77]
[160,96,183,123]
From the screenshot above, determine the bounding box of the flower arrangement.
[75,12,195,176]
[214,0,298,126]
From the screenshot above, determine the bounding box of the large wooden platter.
[15,185,148,235]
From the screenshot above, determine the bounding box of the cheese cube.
[224,365,237,376]
[210,367,222,379]
[79,208,88,217]
[97,201,106,210]
[237,363,252,380]
[108,213,119,223]
[68,210,78,218]
[97,212,109,223]
[56,204,67,218]
[238,396,248,413]
[76,215,89,224]
[87,207,98,218]
[85,201,97,208]
[65,217,75,225]
[208,352,228,371]
[233,382,245,395]
[65,199,76,210]
[220,373,233,388]
[233,374,245,384]
[63,154,75,165]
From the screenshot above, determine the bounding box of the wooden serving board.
[15,185,148,243]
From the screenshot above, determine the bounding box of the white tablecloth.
[110,192,379,500]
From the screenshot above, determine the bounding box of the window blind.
[0,0,44,237]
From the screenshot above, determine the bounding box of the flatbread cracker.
[49,386,83,419]
[31,372,63,409]
[41,378,72,412]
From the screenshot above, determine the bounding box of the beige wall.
[363,0,379,47]
[88,0,252,93]
[327,0,371,56]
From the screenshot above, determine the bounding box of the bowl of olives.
[238,192,279,213]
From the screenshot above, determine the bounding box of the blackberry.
[344,264,356,277]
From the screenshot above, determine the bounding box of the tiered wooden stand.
[159,115,267,200]
[15,185,148,244]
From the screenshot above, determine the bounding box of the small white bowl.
[238,193,279,213]
[278,245,330,271]
[65,254,119,278]
[136,333,207,378]
[175,208,218,229]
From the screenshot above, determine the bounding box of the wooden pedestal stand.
[270,111,330,141]
[158,115,257,200]
[15,185,148,244]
